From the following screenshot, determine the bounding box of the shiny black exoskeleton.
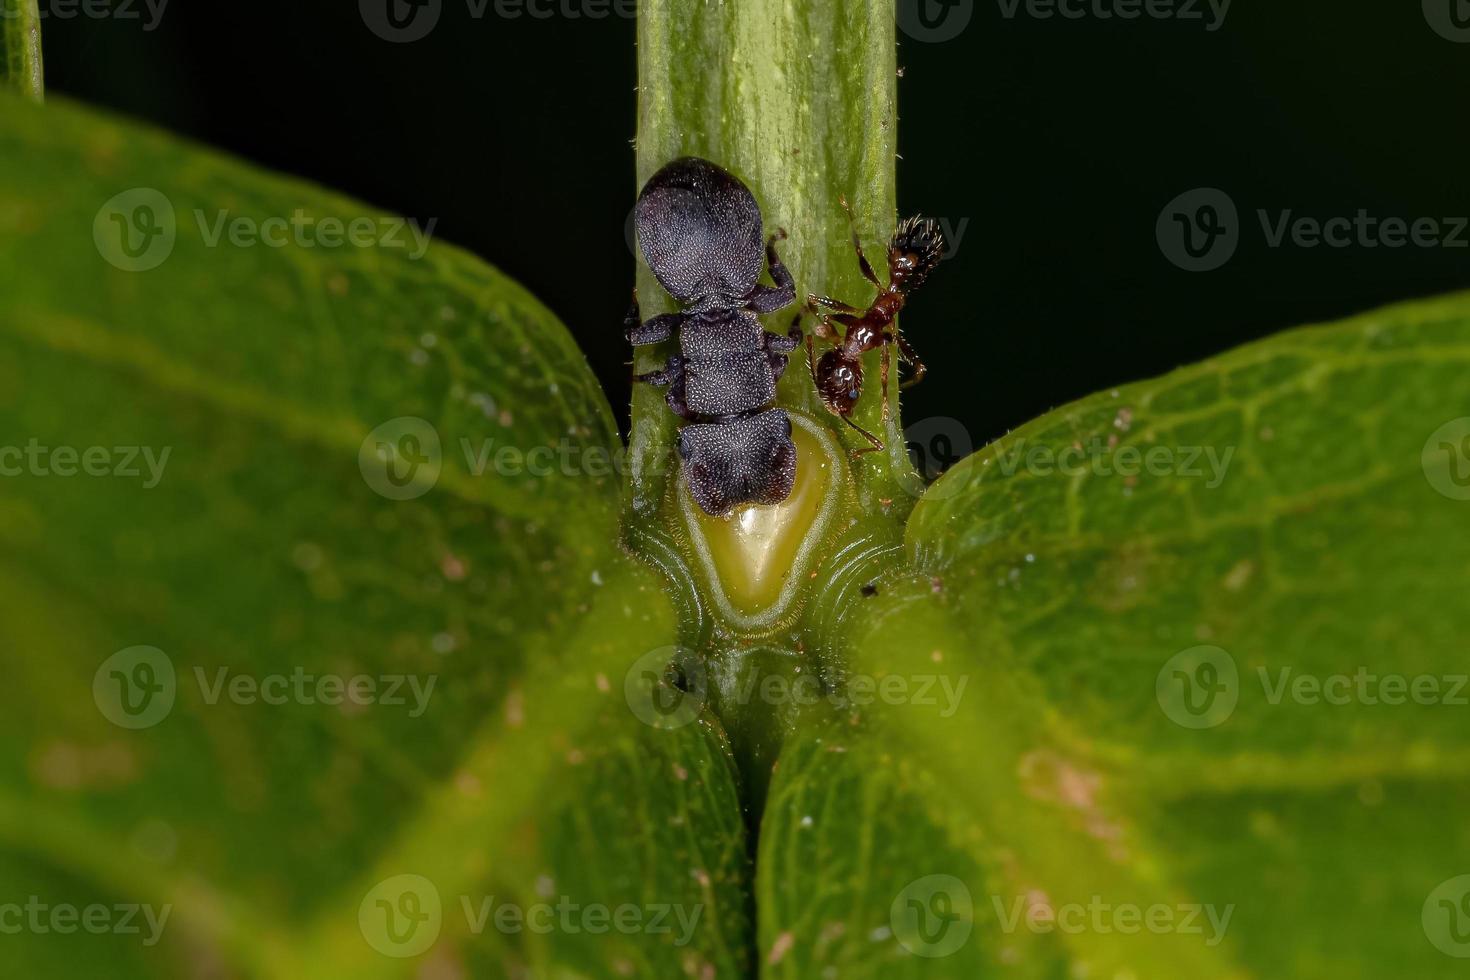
[626,157,800,516]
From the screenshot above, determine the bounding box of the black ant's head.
[887,216,945,293]
[814,350,863,416]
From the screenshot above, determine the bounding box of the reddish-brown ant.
[800,198,945,454]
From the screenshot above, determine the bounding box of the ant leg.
[801,301,843,346]
[625,290,684,346]
[634,357,692,419]
[805,332,825,401]
[809,293,862,315]
[839,194,882,288]
[897,333,928,389]
[749,228,796,313]
[634,354,680,388]
[769,350,790,382]
[812,314,843,344]
[665,370,693,420]
[879,340,893,427]
[844,416,885,456]
[623,289,640,335]
[633,366,672,386]
[765,322,800,355]
[628,314,681,346]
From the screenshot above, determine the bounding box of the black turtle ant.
[801,199,945,453]
[626,157,801,516]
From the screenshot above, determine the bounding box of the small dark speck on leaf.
[860,583,878,597]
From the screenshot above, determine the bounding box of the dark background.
[41,1,1470,448]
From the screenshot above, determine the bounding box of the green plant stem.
[2,0,43,100]
[633,0,907,512]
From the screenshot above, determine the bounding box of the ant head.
[887,216,945,293]
[814,350,863,416]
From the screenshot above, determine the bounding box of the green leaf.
[0,92,750,976]
[759,294,1470,977]
[1,0,43,99]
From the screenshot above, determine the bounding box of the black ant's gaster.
[801,199,945,454]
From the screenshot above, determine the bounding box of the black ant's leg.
[629,314,683,346]
[764,323,801,355]
[664,367,693,420]
[633,366,672,386]
[896,332,928,389]
[634,352,680,387]
[844,415,885,456]
[625,291,684,346]
[749,229,795,313]
[634,356,692,419]
[839,195,882,288]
